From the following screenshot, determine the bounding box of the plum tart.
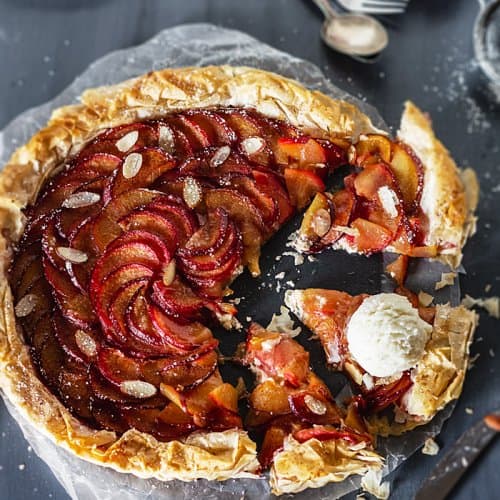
[0,65,478,492]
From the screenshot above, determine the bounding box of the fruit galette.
[0,66,478,495]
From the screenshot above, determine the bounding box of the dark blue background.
[0,1,499,498]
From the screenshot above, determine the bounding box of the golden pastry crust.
[397,101,479,269]
[270,435,383,495]
[0,66,381,482]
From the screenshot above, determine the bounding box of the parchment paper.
[0,24,460,500]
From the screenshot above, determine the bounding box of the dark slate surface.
[0,0,499,499]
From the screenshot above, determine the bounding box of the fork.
[336,0,409,15]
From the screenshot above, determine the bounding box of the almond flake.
[62,191,100,209]
[75,330,97,357]
[122,152,143,179]
[56,246,88,263]
[378,186,399,218]
[312,208,331,237]
[115,130,139,152]
[210,145,231,167]
[163,259,176,286]
[120,380,157,399]
[304,394,327,415]
[183,176,202,208]
[159,125,175,153]
[241,136,265,155]
[14,294,37,317]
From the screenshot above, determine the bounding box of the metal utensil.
[415,413,500,500]
[312,0,389,61]
[473,0,500,83]
[337,0,409,15]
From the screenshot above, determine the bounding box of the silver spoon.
[312,0,389,62]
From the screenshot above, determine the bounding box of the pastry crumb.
[18,464,25,471]
[489,348,495,358]
[465,407,474,415]
[266,306,301,337]
[361,469,390,500]
[435,272,456,290]
[461,294,500,318]
[282,251,304,266]
[468,352,480,369]
[418,291,434,307]
[485,284,492,293]
[422,437,440,455]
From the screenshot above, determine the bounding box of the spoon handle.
[312,0,339,20]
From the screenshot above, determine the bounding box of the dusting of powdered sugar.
[420,50,494,135]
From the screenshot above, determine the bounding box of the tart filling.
[294,103,478,267]
[9,107,346,441]
[242,323,383,495]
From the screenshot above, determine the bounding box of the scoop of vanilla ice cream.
[346,293,432,378]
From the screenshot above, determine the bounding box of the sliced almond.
[241,136,265,155]
[120,380,157,399]
[159,125,175,153]
[122,152,143,179]
[312,208,332,237]
[62,191,100,209]
[115,130,139,152]
[56,246,88,263]
[14,294,37,317]
[210,145,231,167]
[183,176,202,208]
[378,186,399,218]
[75,330,97,357]
[304,394,327,415]
[163,259,176,286]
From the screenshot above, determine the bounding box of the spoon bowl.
[312,0,389,62]
[321,14,388,57]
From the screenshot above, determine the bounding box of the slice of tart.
[294,102,479,269]
[285,289,478,435]
[243,323,383,495]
